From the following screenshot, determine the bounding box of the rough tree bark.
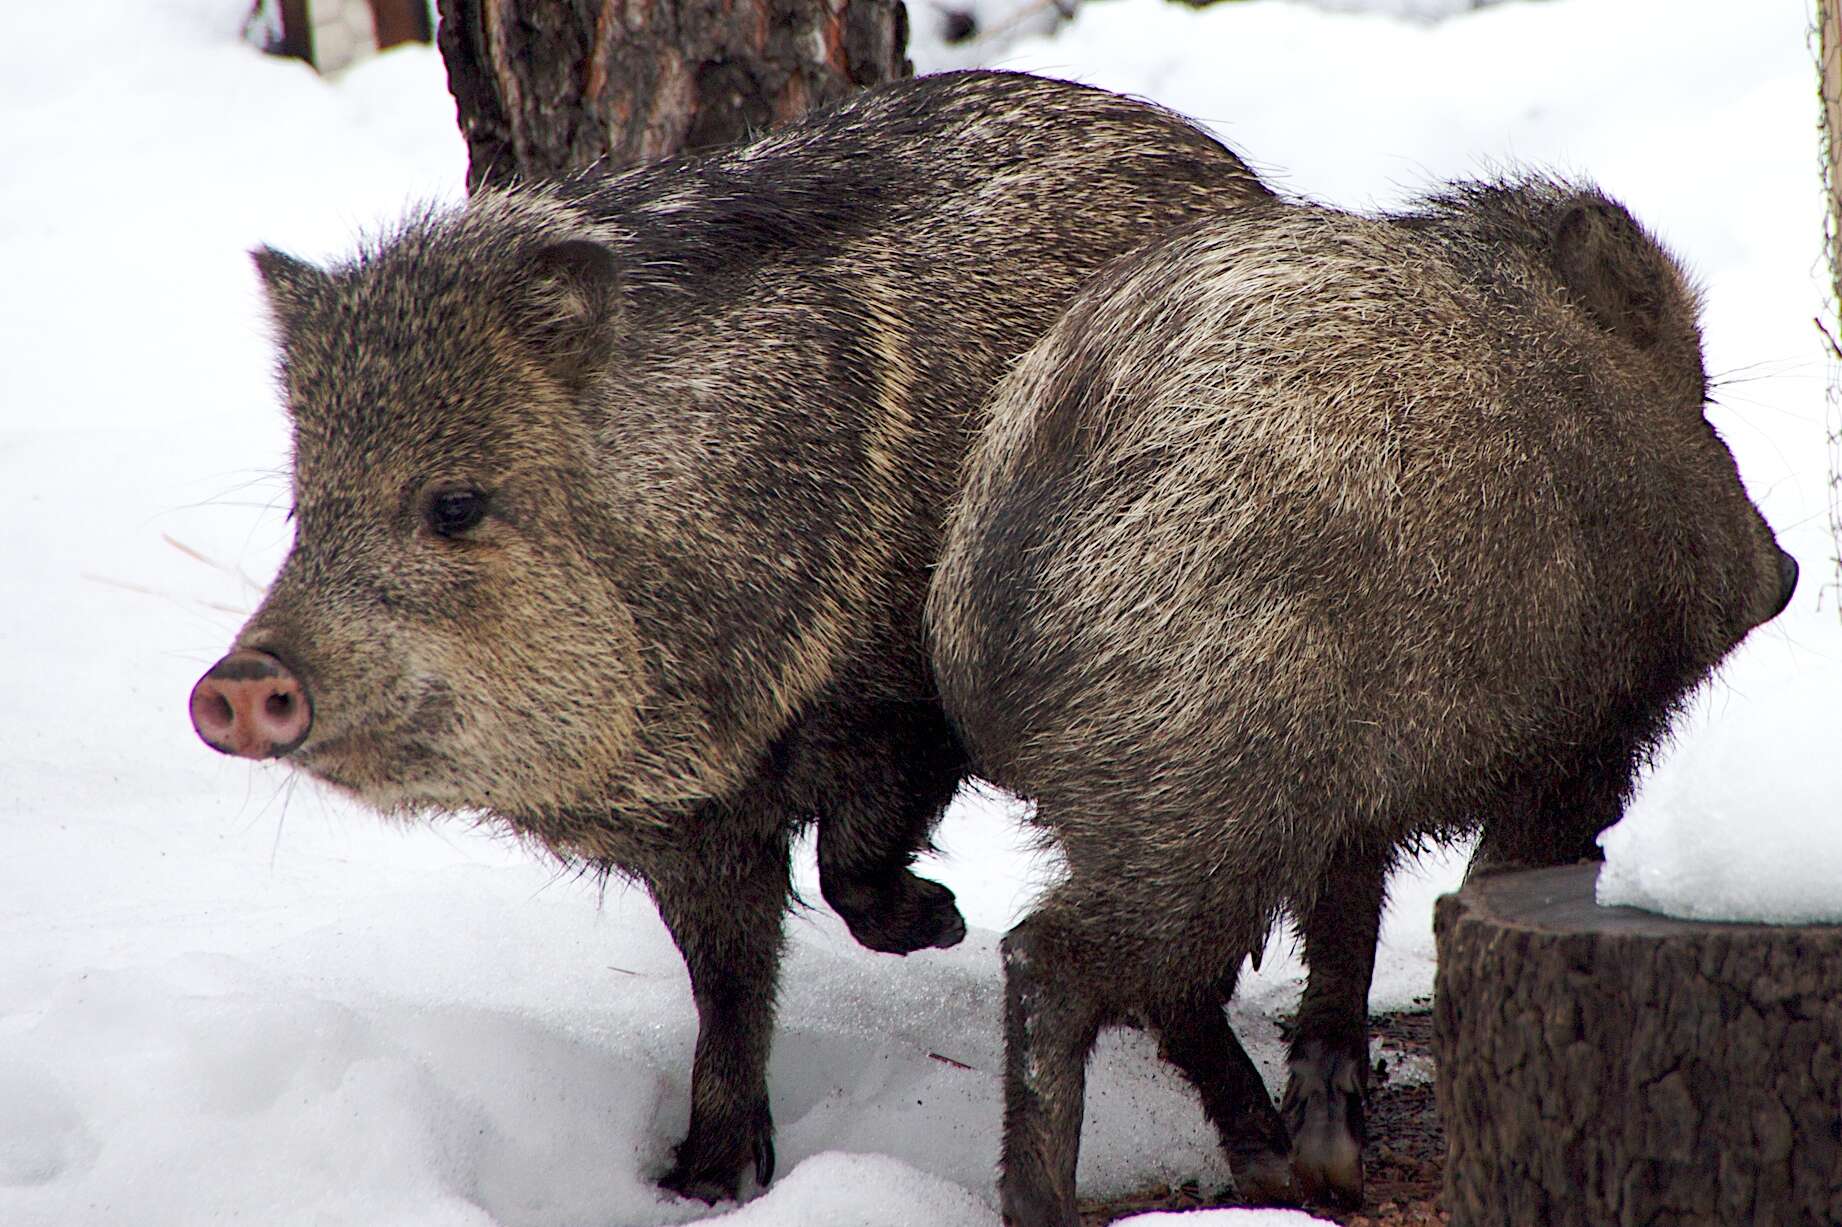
[433,0,911,192]
[1434,864,1842,1227]
[1821,0,1842,608]
[1823,0,1842,310]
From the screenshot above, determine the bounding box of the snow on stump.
[1433,863,1842,1227]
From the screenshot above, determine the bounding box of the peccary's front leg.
[645,819,792,1204]
[816,700,968,955]
[1147,993,1296,1205]
[1471,734,1638,877]
[999,912,1104,1227]
[1282,837,1391,1209]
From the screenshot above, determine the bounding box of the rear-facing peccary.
[185,70,1271,1203]
[926,175,1798,1225]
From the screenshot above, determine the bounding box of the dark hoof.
[658,1164,739,1206]
[1231,1147,1301,1207]
[999,1177,1078,1227]
[658,1101,775,1204]
[826,868,967,955]
[1282,1044,1366,1208]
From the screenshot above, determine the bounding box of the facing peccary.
[185,70,1269,1203]
[926,176,1798,1226]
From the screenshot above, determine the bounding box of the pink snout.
[189,649,313,759]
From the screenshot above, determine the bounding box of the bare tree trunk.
[434,0,911,192]
[1821,0,1842,613]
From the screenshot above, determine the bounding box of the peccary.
[926,176,1798,1225]
[185,70,1269,1203]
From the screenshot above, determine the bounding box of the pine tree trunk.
[433,0,911,192]
[1433,864,1842,1227]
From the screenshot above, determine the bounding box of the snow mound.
[1116,1212,1333,1227]
[1596,601,1842,925]
[703,1152,995,1225]
[0,958,695,1227]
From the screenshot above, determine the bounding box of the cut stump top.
[1434,863,1842,1227]
[1456,862,1842,940]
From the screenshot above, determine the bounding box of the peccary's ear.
[1550,198,1669,351]
[251,246,327,335]
[521,239,621,380]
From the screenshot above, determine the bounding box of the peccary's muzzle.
[1772,548,1799,620]
[189,649,313,759]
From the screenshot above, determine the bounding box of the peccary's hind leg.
[817,700,967,955]
[999,911,1105,1227]
[1282,836,1392,1209]
[644,814,793,1203]
[1146,991,1296,1205]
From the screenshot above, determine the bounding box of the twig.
[927,1051,975,1071]
[1816,315,1842,361]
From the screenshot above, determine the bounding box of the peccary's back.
[929,181,1782,858]
[560,70,1267,570]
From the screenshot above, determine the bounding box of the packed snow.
[2,0,1835,1225]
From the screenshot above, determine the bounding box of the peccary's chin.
[1712,520,1797,653]
[285,703,596,822]
[291,741,451,816]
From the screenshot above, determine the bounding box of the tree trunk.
[1821,0,1842,612]
[1823,0,1842,310]
[433,0,911,192]
[1433,864,1842,1227]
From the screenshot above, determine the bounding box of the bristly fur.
[210,69,1269,1205]
[926,173,1793,1223]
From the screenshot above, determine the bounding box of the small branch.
[927,1051,975,1071]
[1816,314,1842,361]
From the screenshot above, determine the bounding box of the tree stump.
[434,0,911,192]
[1434,863,1842,1227]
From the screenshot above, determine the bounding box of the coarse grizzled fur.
[216,69,1270,1205]
[926,175,1797,1226]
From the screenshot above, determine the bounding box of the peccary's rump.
[195,70,1267,1204]
[926,177,1795,1225]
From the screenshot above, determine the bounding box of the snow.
[1,0,1833,1225]
[1116,1213,1335,1227]
[1594,647,1842,925]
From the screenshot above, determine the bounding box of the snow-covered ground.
[2,1,1833,1224]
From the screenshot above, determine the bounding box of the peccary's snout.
[1773,549,1799,620]
[189,649,313,759]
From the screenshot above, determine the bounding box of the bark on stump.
[1433,863,1842,1227]
[434,0,911,192]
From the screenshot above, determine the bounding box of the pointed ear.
[1549,198,1669,351]
[520,239,622,380]
[251,245,327,335]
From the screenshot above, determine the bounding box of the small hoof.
[999,1179,1079,1227]
[1232,1148,1301,1207]
[1282,1045,1366,1208]
[919,894,969,950]
[828,870,967,955]
[658,1166,738,1206]
[658,1100,775,1204]
[1291,1121,1363,1208]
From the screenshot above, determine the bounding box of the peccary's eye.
[426,488,487,538]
